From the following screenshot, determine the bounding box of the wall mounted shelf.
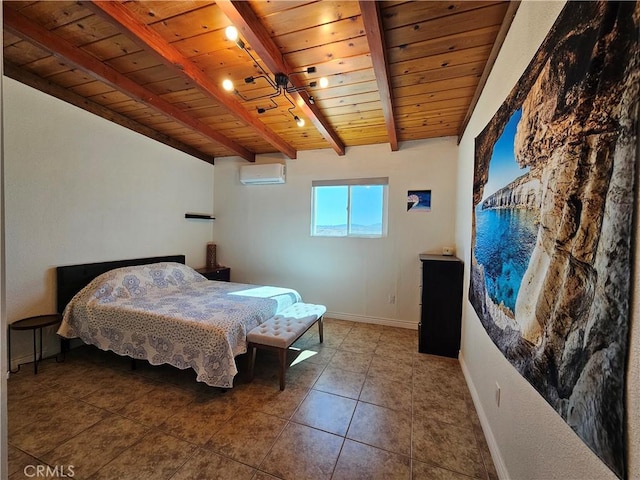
[185,213,215,220]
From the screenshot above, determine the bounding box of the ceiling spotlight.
[225,26,238,42]
[319,77,329,88]
[222,79,234,91]
[225,25,244,49]
[294,116,305,127]
[308,96,315,104]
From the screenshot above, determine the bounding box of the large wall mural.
[469,2,639,478]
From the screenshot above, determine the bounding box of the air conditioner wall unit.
[239,163,286,185]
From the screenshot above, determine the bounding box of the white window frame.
[311,177,389,238]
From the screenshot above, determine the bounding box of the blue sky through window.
[350,185,383,227]
[313,183,385,236]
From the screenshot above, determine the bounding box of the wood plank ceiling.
[3,1,515,164]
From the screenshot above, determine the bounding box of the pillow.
[90,262,205,303]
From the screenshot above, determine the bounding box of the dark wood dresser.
[418,254,464,358]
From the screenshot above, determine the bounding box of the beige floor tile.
[253,382,311,419]
[313,366,366,399]
[321,335,348,349]
[8,388,73,437]
[260,422,344,480]
[339,336,378,355]
[351,322,385,333]
[292,389,357,435]
[382,325,417,339]
[41,414,149,477]
[374,340,416,362]
[118,384,196,427]
[8,445,41,477]
[91,430,197,480]
[346,401,412,456]
[412,416,486,478]
[360,376,413,413]
[7,325,497,480]
[413,354,466,383]
[7,372,56,403]
[472,422,499,480]
[368,354,413,384]
[10,397,110,457]
[414,358,468,392]
[226,379,309,419]
[251,472,282,480]
[322,319,355,332]
[332,439,411,480]
[292,344,336,366]
[413,388,470,428]
[328,350,372,374]
[82,374,158,412]
[44,363,110,398]
[171,448,255,480]
[9,463,57,480]
[160,394,238,445]
[284,360,326,388]
[344,328,382,344]
[205,410,287,467]
[412,459,483,479]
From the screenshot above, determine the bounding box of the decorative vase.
[206,243,217,269]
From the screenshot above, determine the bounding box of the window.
[311,178,388,237]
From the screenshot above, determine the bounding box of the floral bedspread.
[57,262,301,387]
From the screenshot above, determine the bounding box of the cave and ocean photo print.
[469,2,638,478]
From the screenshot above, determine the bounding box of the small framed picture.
[407,190,431,212]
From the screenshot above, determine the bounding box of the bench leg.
[279,348,287,391]
[318,316,324,344]
[248,344,257,382]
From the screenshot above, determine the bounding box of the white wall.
[3,77,215,367]
[456,2,639,479]
[213,138,458,328]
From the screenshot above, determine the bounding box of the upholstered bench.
[247,302,326,390]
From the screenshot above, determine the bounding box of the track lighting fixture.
[222,26,328,127]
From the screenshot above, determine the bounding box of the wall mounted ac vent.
[240,163,286,185]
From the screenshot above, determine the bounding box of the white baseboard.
[459,351,509,480]
[8,345,62,374]
[8,351,45,374]
[325,311,418,330]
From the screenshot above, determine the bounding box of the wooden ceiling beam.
[3,61,215,164]
[359,1,399,152]
[3,5,255,162]
[216,0,346,156]
[86,0,296,160]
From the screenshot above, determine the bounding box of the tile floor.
[7,318,497,480]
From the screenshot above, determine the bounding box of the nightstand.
[8,313,63,374]
[196,266,231,282]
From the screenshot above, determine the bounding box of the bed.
[56,255,302,388]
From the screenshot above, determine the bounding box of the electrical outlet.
[388,294,396,304]
[495,382,501,407]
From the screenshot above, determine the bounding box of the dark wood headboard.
[56,254,186,314]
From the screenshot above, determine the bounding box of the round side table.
[8,313,62,374]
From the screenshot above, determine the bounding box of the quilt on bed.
[57,262,301,387]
